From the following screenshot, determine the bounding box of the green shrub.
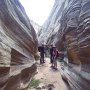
[29,78,40,88]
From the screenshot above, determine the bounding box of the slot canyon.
[0,0,90,90]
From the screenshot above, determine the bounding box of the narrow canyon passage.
[28,58,70,90]
[0,0,90,90]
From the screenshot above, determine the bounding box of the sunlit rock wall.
[38,0,68,45]
[39,0,90,90]
[0,0,38,90]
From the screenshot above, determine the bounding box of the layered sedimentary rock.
[38,0,90,90]
[0,0,38,90]
[38,0,66,45]
[30,20,41,34]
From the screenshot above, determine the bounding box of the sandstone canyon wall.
[38,0,67,45]
[30,20,41,34]
[38,0,90,90]
[0,0,38,90]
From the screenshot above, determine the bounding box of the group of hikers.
[38,44,64,70]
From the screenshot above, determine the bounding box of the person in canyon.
[50,45,54,64]
[52,47,58,70]
[38,44,45,64]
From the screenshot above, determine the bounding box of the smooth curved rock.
[0,0,38,90]
[38,0,90,90]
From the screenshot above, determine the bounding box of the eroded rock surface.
[38,0,90,90]
[0,0,38,90]
[30,20,41,34]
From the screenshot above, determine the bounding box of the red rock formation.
[0,0,38,90]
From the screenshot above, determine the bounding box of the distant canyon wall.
[30,20,41,34]
[38,0,90,90]
[0,0,38,90]
[38,0,68,45]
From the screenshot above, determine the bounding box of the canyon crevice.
[0,0,90,90]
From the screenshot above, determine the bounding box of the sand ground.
[28,58,70,90]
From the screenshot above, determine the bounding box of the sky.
[19,0,55,26]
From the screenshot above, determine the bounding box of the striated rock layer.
[0,0,38,90]
[30,20,41,34]
[38,0,90,90]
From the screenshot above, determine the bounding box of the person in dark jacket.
[38,44,45,64]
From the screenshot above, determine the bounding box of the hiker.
[50,45,53,64]
[38,44,45,64]
[52,47,58,70]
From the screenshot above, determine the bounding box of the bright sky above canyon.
[19,0,55,26]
